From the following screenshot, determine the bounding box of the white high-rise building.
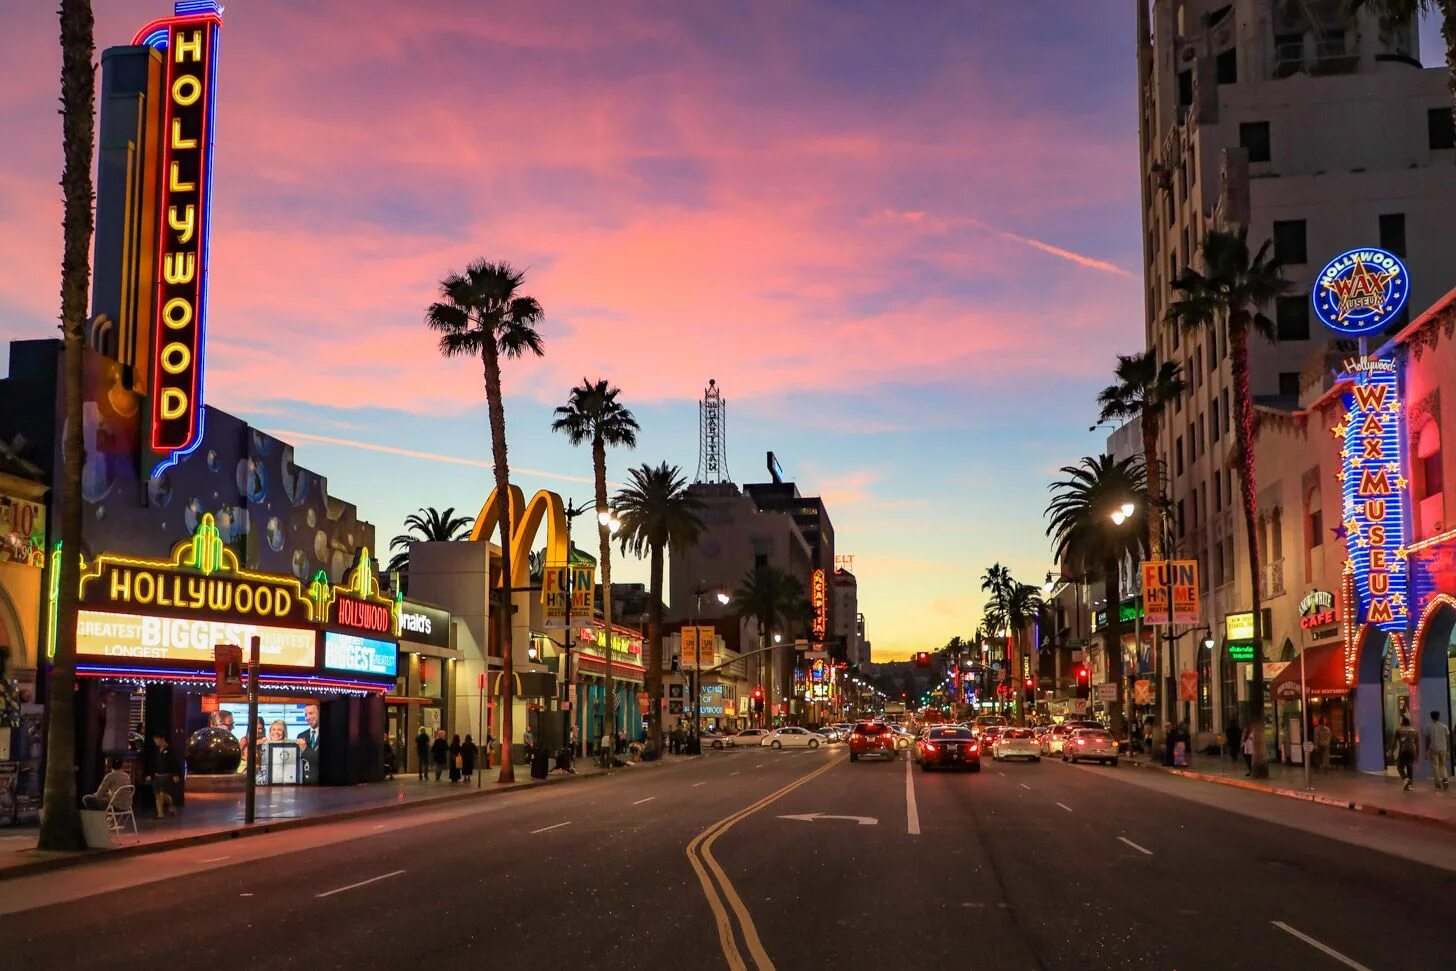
[1136,0,1456,735]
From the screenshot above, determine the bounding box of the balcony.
[1261,558,1286,601]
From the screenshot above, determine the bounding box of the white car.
[725,729,768,747]
[992,728,1042,762]
[761,727,827,749]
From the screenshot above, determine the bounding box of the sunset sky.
[10,1,1415,661]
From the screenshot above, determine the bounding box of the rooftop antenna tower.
[695,378,731,484]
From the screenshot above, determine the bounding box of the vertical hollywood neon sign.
[1335,358,1409,640]
[134,2,222,475]
[811,568,827,642]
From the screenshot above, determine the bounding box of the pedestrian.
[431,729,449,782]
[485,733,495,770]
[382,735,396,780]
[415,727,430,781]
[1172,721,1190,767]
[449,734,462,783]
[145,734,179,818]
[1161,721,1175,766]
[523,726,535,765]
[1393,715,1419,790]
[1241,726,1255,776]
[461,734,478,782]
[1313,719,1333,773]
[1423,710,1450,792]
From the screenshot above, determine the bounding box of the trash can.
[531,747,550,780]
[81,810,115,849]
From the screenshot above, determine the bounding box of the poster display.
[219,701,318,785]
[77,609,315,667]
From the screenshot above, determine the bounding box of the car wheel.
[1032,756,1041,763]
[1110,758,1119,767]
[1069,755,1078,764]
[969,761,981,773]
[771,740,782,749]
[850,752,859,762]
[809,739,819,749]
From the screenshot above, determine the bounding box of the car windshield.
[928,728,972,740]
[1003,729,1032,738]
[1076,730,1113,741]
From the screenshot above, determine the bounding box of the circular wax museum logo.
[1312,247,1410,337]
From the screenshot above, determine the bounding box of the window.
[1429,108,1455,150]
[1271,508,1283,560]
[1240,122,1271,163]
[1307,488,1323,550]
[1178,69,1193,108]
[1279,372,1301,397]
[1195,347,1204,386]
[1211,399,1221,442]
[1216,48,1237,85]
[1176,436,1185,476]
[1222,388,1231,433]
[1215,469,1223,511]
[1177,499,1186,538]
[1276,297,1310,341]
[1192,488,1200,528]
[1272,220,1307,265]
[1379,213,1406,258]
[1209,329,1218,369]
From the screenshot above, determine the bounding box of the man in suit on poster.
[296,703,321,783]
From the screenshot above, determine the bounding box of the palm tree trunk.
[484,345,515,784]
[1230,320,1268,777]
[1443,2,1456,139]
[38,0,95,853]
[646,541,664,754]
[594,434,615,751]
[1104,557,1126,739]
[1142,411,1166,728]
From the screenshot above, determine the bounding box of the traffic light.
[1075,665,1089,699]
[752,686,765,713]
[914,652,931,668]
[1023,677,1035,704]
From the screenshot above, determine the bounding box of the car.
[891,726,915,750]
[761,727,826,749]
[992,728,1041,762]
[699,730,728,749]
[848,721,898,762]
[725,729,768,748]
[1063,727,1119,765]
[977,725,1006,752]
[915,726,982,772]
[816,726,844,743]
[973,714,1009,733]
[1040,723,1076,755]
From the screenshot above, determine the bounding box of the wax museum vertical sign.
[141,9,222,475]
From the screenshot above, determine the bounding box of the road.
[1,744,1451,970]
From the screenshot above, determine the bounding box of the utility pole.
[244,635,259,824]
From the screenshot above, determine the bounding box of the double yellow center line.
[686,754,842,971]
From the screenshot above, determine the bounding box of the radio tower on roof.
[695,378,731,484]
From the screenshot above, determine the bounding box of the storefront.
[388,598,456,773]
[574,621,645,749]
[0,472,46,826]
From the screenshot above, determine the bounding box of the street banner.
[637,691,650,715]
[681,626,700,667]
[695,626,716,667]
[1170,560,1200,625]
[542,566,568,618]
[213,643,242,695]
[1133,679,1152,705]
[1178,671,1198,702]
[570,564,595,613]
[1141,561,1172,625]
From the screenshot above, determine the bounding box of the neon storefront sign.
[1312,247,1411,338]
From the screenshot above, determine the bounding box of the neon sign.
[135,3,223,470]
[1333,357,1409,636]
[1312,247,1410,337]
[811,568,827,641]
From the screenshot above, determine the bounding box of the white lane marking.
[904,753,921,836]
[1271,922,1372,971]
[372,824,386,829]
[1056,802,1073,813]
[633,797,655,805]
[730,771,741,776]
[692,781,707,787]
[239,892,253,897]
[1117,837,1153,856]
[531,821,572,835]
[1018,783,1031,791]
[756,763,766,768]
[997,771,1005,777]
[201,856,230,863]
[316,869,406,898]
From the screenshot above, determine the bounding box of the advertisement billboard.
[322,631,398,678]
[76,609,315,667]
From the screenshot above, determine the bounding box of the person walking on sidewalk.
[1394,715,1419,790]
[431,729,449,782]
[1423,711,1450,792]
[1241,726,1254,776]
[461,735,478,782]
[449,734,463,783]
[1313,719,1333,773]
[416,727,430,781]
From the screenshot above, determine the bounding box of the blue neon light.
[323,632,399,678]
[1339,359,1409,635]
[175,1,224,14]
[1312,247,1411,337]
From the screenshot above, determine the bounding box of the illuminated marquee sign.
[323,631,399,678]
[334,595,392,635]
[1333,358,1410,635]
[1299,589,1338,632]
[77,608,315,668]
[135,3,223,468]
[1312,247,1410,338]
[78,514,315,626]
[326,548,398,636]
[811,568,827,641]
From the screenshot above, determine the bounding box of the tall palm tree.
[1167,228,1288,777]
[984,582,1045,718]
[980,564,1015,716]
[426,260,544,783]
[1343,2,1455,126]
[387,506,473,576]
[732,564,809,721]
[552,379,638,747]
[1097,351,1187,725]
[38,0,96,852]
[614,463,704,755]
[1045,454,1147,738]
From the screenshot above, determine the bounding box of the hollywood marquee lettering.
[334,595,393,635]
[1334,360,1409,634]
[88,564,305,623]
[139,8,222,460]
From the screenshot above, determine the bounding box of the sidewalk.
[1123,750,1456,831]
[0,753,696,880]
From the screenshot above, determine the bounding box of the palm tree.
[1097,350,1187,726]
[980,564,1015,716]
[1343,2,1455,126]
[732,564,809,721]
[552,379,639,748]
[386,506,473,577]
[38,0,96,852]
[614,463,705,755]
[984,582,1045,719]
[426,260,544,784]
[1167,228,1288,777]
[1045,454,1147,738]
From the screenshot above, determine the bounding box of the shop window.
[1429,108,1455,150]
[1379,213,1407,258]
[1273,220,1307,265]
[1240,121,1271,163]
[1276,297,1310,340]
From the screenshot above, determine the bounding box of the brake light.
[923,743,937,754]
[969,744,978,752]
[1076,739,1086,746]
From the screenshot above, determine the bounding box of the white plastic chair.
[105,784,140,843]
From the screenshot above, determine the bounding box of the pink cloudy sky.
[3,0,1163,660]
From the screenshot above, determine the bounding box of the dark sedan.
[914,726,981,772]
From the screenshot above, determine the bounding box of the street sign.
[1094,683,1117,701]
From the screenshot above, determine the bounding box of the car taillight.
[969,744,978,752]
[923,743,937,753]
[1076,739,1086,746]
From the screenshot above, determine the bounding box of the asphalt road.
[1,743,1451,970]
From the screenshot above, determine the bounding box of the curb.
[0,755,697,882]
[1121,758,1456,834]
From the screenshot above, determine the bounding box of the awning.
[1270,643,1349,699]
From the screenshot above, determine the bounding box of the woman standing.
[449,734,463,783]
[461,735,478,782]
[431,730,448,782]
[1241,726,1255,776]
